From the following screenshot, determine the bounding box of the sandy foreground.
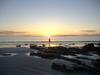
[0,47,88,75]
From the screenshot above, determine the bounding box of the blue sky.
[0,0,100,36]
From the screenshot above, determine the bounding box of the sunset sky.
[0,0,100,36]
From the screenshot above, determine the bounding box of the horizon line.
[0,34,100,37]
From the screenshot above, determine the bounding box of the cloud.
[0,31,25,34]
[0,30,41,37]
[80,30,100,36]
[0,30,26,36]
[81,30,96,32]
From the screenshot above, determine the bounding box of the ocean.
[0,36,100,48]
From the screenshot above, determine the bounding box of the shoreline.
[0,41,99,48]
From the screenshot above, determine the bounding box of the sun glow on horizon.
[33,19,63,37]
[41,26,58,37]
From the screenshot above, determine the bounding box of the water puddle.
[0,53,17,57]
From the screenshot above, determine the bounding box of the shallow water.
[0,40,99,48]
[0,48,89,75]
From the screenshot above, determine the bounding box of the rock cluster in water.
[29,43,100,75]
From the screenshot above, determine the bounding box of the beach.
[0,0,100,75]
[0,47,88,75]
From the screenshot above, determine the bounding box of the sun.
[41,25,58,37]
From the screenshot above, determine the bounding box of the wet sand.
[0,47,88,75]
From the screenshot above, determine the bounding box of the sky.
[0,0,100,36]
